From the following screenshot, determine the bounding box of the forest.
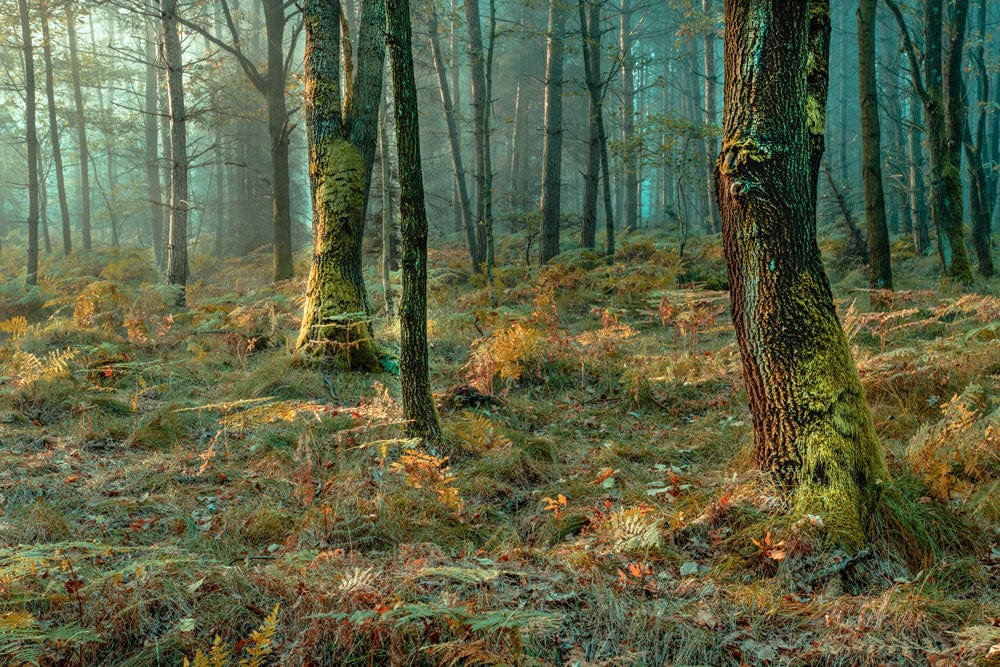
[0,0,998,664]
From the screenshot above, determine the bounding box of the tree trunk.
[160,0,188,305]
[702,0,721,235]
[380,87,395,320]
[579,0,601,249]
[716,0,886,550]
[857,0,893,291]
[263,0,294,282]
[386,0,442,441]
[296,0,386,370]
[907,92,930,255]
[144,5,165,268]
[963,0,993,277]
[19,0,39,286]
[539,0,566,265]
[41,9,71,257]
[66,8,91,251]
[941,0,974,282]
[464,0,489,266]
[619,0,637,234]
[428,7,479,271]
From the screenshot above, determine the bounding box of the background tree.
[858,0,893,292]
[538,0,566,265]
[19,0,39,285]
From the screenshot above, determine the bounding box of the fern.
[184,604,279,667]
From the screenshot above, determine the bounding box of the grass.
[0,240,996,665]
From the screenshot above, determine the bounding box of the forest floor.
[0,236,998,666]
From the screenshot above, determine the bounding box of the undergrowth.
[0,241,996,665]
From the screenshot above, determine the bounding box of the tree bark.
[428,7,479,271]
[386,0,442,441]
[21,0,39,285]
[41,9,71,257]
[66,7,91,251]
[160,0,189,305]
[539,0,567,265]
[716,0,886,550]
[464,0,489,268]
[857,0,893,291]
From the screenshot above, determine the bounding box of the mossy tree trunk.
[716,0,886,550]
[296,0,385,371]
[386,0,443,441]
[857,0,893,292]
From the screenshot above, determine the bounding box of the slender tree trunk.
[703,0,721,234]
[579,0,600,249]
[619,0,637,234]
[964,0,993,277]
[144,6,165,267]
[465,0,489,266]
[857,0,893,291]
[716,0,885,550]
[428,7,479,271]
[907,93,931,255]
[66,8,91,251]
[263,0,294,282]
[387,0,442,441]
[41,9,71,257]
[19,0,39,285]
[539,0,567,264]
[839,0,849,184]
[160,0,188,305]
[380,86,395,319]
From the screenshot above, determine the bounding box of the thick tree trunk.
[428,7,479,271]
[19,0,39,286]
[619,0,637,234]
[144,6,164,268]
[857,0,893,291]
[297,0,386,370]
[160,0,188,305]
[41,10,71,257]
[539,0,566,265]
[66,9,91,251]
[386,0,442,441]
[716,0,886,550]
